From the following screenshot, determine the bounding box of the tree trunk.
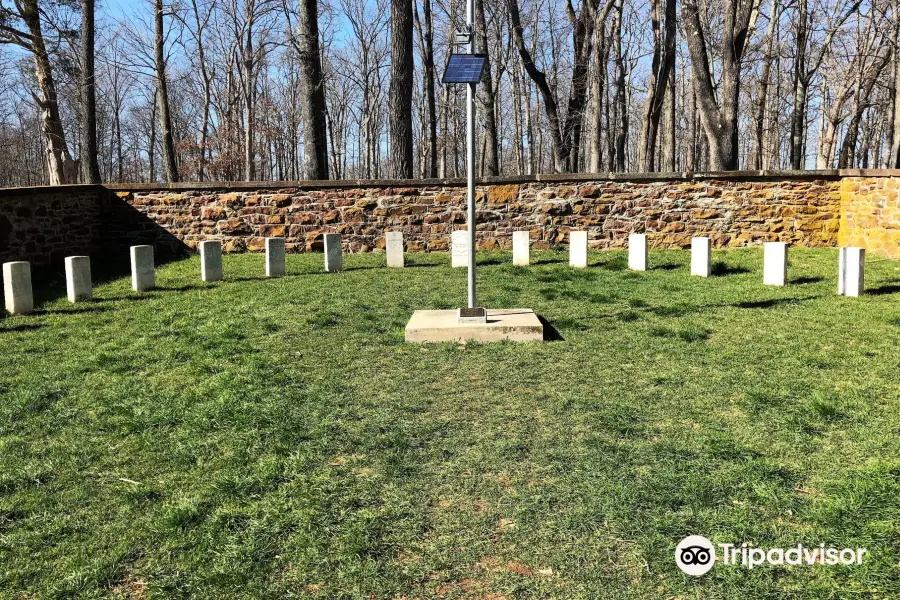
[681,0,757,170]
[420,0,437,177]
[154,0,179,183]
[19,0,77,185]
[388,0,414,178]
[752,0,779,170]
[297,0,329,179]
[475,0,499,176]
[637,0,675,171]
[80,0,101,183]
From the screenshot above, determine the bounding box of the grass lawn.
[1,247,900,599]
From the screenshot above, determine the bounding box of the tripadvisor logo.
[675,536,868,576]
[676,535,716,576]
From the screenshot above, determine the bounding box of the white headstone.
[386,231,404,268]
[200,240,223,282]
[266,237,286,277]
[763,242,788,286]
[628,233,648,271]
[513,231,530,266]
[130,245,155,292]
[691,237,711,277]
[569,231,588,268]
[324,233,343,272]
[65,256,92,303]
[838,247,865,297]
[3,261,33,315]
[451,230,469,268]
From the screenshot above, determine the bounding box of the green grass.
[1,248,899,599]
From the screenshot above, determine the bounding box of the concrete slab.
[405,308,544,343]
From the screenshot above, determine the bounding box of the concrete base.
[405,308,543,343]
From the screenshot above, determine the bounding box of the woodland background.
[0,0,897,187]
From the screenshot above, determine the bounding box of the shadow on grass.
[654,263,681,271]
[477,257,506,266]
[532,256,566,265]
[0,323,44,333]
[733,295,818,309]
[868,284,900,296]
[538,315,565,342]
[711,262,751,276]
[37,304,113,316]
[791,276,825,285]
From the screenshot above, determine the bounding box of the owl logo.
[675,535,716,576]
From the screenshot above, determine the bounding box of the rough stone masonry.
[108,175,845,254]
[1,171,899,267]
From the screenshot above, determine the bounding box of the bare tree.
[389,0,413,178]
[637,0,675,171]
[0,0,78,184]
[682,0,760,170]
[285,0,328,178]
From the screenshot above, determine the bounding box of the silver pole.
[466,0,476,309]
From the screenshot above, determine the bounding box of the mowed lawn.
[1,248,899,599]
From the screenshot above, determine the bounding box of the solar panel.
[442,54,488,84]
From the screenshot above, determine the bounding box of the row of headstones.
[551,232,865,295]
[0,231,868,316]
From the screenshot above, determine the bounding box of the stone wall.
[1,171,899,268]
[839,176,900,258]
[0,185,101,267]
[108,174,844,255]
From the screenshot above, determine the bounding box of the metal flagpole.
[466,0,476,309]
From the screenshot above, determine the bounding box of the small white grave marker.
[838,247,865,297]
[3,261,33,315]
[691,237,711,277]
[324,233,343,272]
[763,242,788,286]
[130,245,155,292]
[628,233,648,271]
[569,231,588,268]
[266,237,286,277]
[200,240,223,282]
[386,231,404,268]
[451,230,469,268]
[513,231,530,266]
[65,256,92,302]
